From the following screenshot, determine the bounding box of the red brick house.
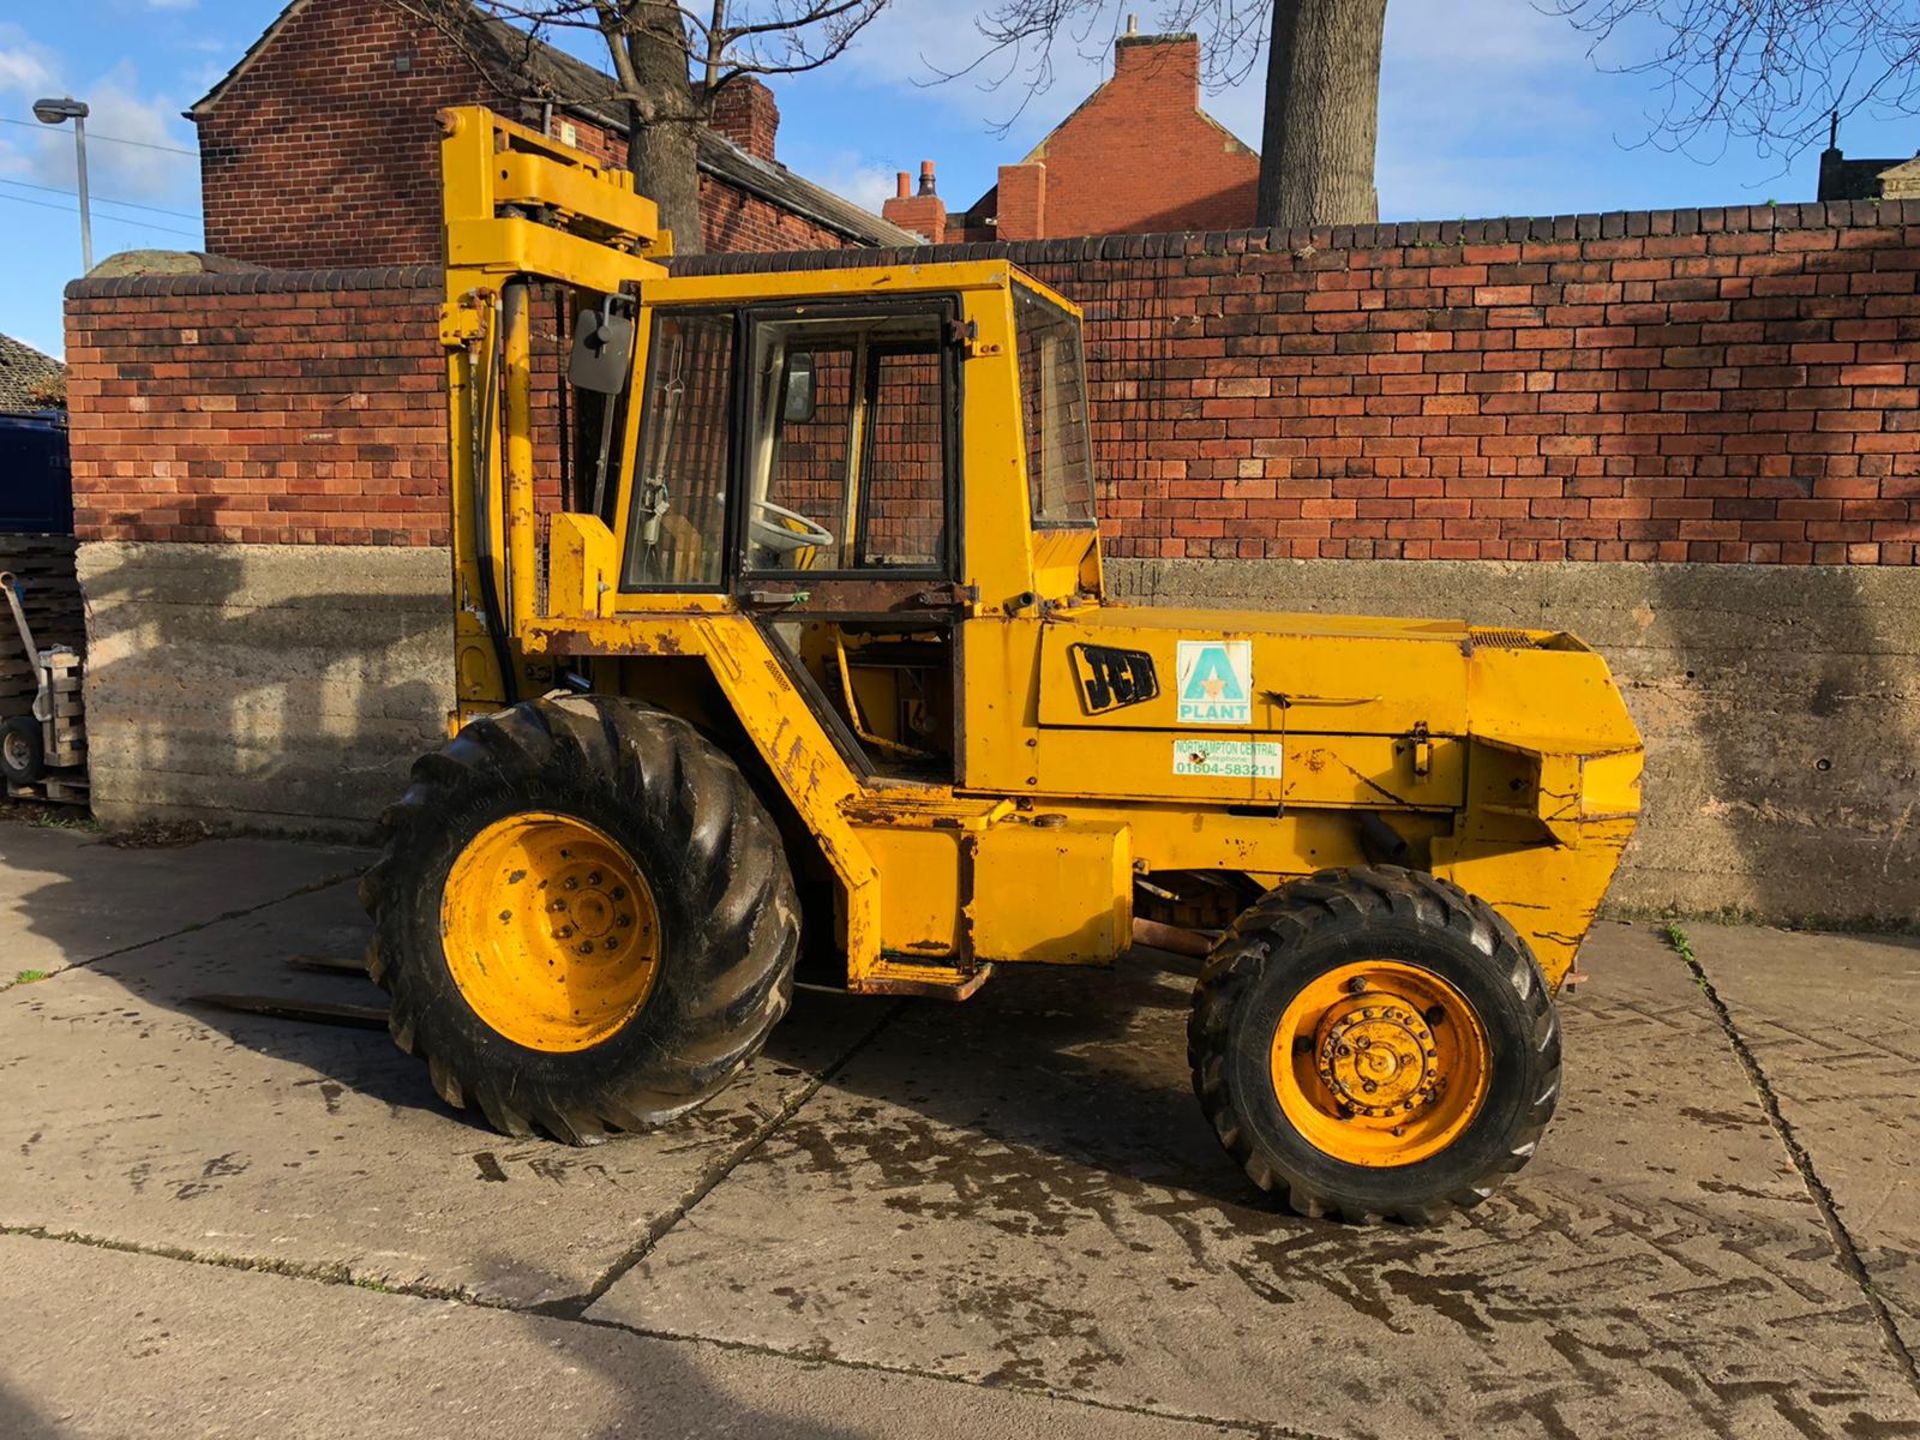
[883,26,1258,244]
[190,0,917,268]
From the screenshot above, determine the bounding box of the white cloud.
[0,32,200,249]
[0,24,58,97]
[69,67,199,202]
[805,152,899,214]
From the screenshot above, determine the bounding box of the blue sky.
[3,1,1917,357]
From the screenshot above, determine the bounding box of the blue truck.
[0,412,71,536]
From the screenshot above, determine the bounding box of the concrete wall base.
[76,542,454,838]
[75,543,1920,923]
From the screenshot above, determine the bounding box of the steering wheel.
[749,499,836,555]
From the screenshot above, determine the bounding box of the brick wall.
[65,268,447,546]
[67,202,1920,564]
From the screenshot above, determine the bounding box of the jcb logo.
[1176,641,1252,726]
[1068,645,1159,715]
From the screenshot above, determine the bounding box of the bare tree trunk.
[1256,0,1388,228]
[605,8,706,256]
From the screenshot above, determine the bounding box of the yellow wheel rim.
[1270,961,1491,1168]
[441,811,662,1053]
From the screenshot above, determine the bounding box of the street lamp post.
[32,97,91,274]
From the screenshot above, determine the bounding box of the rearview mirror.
[783,353,817,424]
[569,301,635,395]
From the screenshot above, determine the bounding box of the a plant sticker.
[1176,640,1252,726]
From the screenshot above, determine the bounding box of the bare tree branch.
[1545,0,1920,161]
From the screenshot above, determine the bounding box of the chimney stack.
[882,158,947,245]
[705,76,780,162]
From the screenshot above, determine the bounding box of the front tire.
[1189,866,1559,1224]
[361,696,800,1144]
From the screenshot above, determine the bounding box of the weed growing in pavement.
[1660,921,1695,963]
[0,803,95,832]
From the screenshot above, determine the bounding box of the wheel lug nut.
[586,870,602,886]
[616,914,632,928]
[1347,977,1368,995]
[577,942,593,955]
[564,877,578,891]
[555,925,573,939]
[611,886,626,901]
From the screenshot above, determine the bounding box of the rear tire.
[1189,866,1559,1224]
[0,715,44,786]
[361,696,800,1144]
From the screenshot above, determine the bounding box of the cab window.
[622,310,734,590]
[742,307,952,575]
[1013,284,1096,527]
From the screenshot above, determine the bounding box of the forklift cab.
[586,267,1102,786]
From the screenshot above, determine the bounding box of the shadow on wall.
[0,1378,57,1440]
[75,519,454,837]
[1643,562,1920,927]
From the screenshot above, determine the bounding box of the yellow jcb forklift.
[361,108,1643,1223]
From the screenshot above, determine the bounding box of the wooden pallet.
[6,772,88,806]
[0,538,84,672]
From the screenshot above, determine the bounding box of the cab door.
[729,297,967,785]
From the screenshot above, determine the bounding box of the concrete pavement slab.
[0,875,884,1307]
[0,1234,1238,1440]
[590,923,1920,1439]
[1687,922,1920,1361]
[0,821,366,982]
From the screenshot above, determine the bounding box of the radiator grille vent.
[1470,628,1541,651]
